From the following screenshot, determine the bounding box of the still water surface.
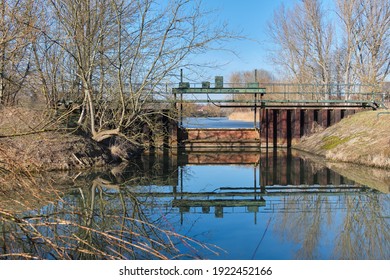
[183,117,255,128]
[0,149,389,260]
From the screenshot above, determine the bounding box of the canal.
[0,118,389,260]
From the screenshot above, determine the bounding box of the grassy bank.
[295,109,390,169]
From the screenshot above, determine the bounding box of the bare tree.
[267,4,312,84]
[303,0,333,85]
[33,0,232,144]
[334,0,360,86]
[268,0,389,86]
[229,68,275,85]
[0,0,36,105]
[348,0,389,84]
[268,0,334,86]
[227,68,275,114]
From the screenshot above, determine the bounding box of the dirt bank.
[0,107,137,171]
[295,109,390,169]
[0,132,115,171]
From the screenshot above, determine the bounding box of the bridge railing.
[136,82,387,110]
[261,83,381,100]
[170,82,386,109]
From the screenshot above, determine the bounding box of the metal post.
[254,165,257,195]
[253,165,258,224]
[180,92,183,126]
[259,99,262,149]
[254,69,258,129]
[180,69,183,126]
[254,92,257,128]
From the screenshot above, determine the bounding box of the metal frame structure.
[172,74,385,128]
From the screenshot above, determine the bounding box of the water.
[0,149,389,260]
[183,117,255,128]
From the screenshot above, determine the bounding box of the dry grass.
[0,107,220,260]
[295,109,390,169]
[0,161,222,259]
[0,106,113,171]
[0,132,112,171]
[228,111,255,121]
[0,106,56,136]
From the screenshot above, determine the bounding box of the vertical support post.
[287,110,292,148]
[254,69,258,129]
[259,104,262,148]
[180,92,183,127]
[265,109,269,148]
[254,165,257,195]
[300,109,305,137]
[254,92,257,128]
[179,69,183,127]
[273,109,278,148]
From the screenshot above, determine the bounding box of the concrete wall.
[176,128,261,151]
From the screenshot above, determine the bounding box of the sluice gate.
[168,74,385,151]
[172,108,357,150]
[139,74,386,151]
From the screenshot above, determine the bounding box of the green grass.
[321,135,354,150]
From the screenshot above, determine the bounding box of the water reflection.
[0,150,389,259]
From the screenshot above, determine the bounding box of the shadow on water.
[0,149,389,259]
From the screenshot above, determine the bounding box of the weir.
[170,108,359,150]
[141,74,386,151]
[166,75,385,151]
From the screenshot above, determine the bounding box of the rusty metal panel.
[334,109,341,123]
[278,110,288,146]
[292,109,301,141]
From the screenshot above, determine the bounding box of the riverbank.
[294,109,390,169]
[0,131,114,171]
[0,107,138,171]
[2,106,389,171]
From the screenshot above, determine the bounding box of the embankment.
[0,107,130,171]
[294,109,390,169]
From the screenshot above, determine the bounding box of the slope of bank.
[0,107,126,171]
[0,132,114,171]
[295,109,390,169]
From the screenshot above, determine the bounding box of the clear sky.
[195,0,298,80]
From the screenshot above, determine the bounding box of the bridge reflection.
[91,150,376,220]
[1,149,388,260]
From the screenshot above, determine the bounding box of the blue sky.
[193,0,298,80]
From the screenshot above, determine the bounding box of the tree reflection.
[269,154,390,260]
[272,193,390,259]
[334,194,390,259]
[1,152,389,260]
[0,161,220,260]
